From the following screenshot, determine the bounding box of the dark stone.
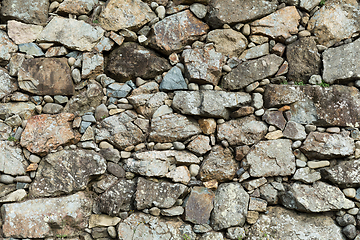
[107,162,125,178]
[262,110,286,130]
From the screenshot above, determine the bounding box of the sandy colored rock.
[7,20,43,44]
[148,10,209,55]
[98,0,156,31]
[20,113,76,156]
[18,58,74,96]
[57,0,98,15]
[0,102,36,120]
[198,118,216,135]
[0,141,27,175]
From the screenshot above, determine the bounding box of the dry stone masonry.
[2,0,360,239]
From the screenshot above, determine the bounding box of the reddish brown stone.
[231,106,254,118]
[275,61,288,76]
[148,10,209,55]
[20,113,76,156]
[272,43,286,57]
[235,145,251,161]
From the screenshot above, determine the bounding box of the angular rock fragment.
[322,160,360,188]
[301,132,354,159]
[283,121,307,140]
[222,54,283,90]
[29,149,107,197]
[0,141,27,175]
[0,67,17,100]
[262,110,286,130]
[148,10,209,55]
[37,16,104,51]
[0,102,35,120]
[135,177,187,210]
[57,0,98,15]
[172,90,251,119]
[292,167,321,184]
[18,58,74,95]
[149,113,202,142]
[0,30,18,64]
[248,206,346,240]
[20,113,76,156]
[82,52,104,79]
[159,66,188,91]
[245,139,296,177]
[7,20,43,44]
[187,135,211,156]
[98,0,156,31]
[217,116,268,145]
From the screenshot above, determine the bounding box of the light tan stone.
[7,20,43,44]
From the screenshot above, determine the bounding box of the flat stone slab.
[0,102,35,120]
[18,58,74,95]
[248,206,346,240]
[264,84,360,127]
[322,160,360,188]
[29,149,107,197]
[2,192,93,238]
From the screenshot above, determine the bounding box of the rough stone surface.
[20,113,76,156]
[57,0,98,15]
[245,139,296,177]
[0,67,17,100]
[207,0,278,28]
[29,150,107,197]
[222,54,283,90]
[0,102,35,120]
[0,141,27,175]
[262,110,287,130]
[0,30,18,64]
[217,116,268,145]
[82,52,104,79]
[159,66,188,91]
[128,92,168,118]
[211,183,249,231]
[37,17,104,51]
[172,90,251,119]
[322,160,360,188]
[301,132,355,159]
[2,192,93,238]
[187,135,211,156]
[280,181,354,212]
[283,121,307,140]
[148,10,209,55]
[149,113,202,142]
[106,42,171,81]
[18,58,74,95]
[199,145,237,182]
[7,20,43,44]
[293,167,321,184]
[98,0,156,31]
[248,206,346,240]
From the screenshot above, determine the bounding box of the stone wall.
[1,0,360,239]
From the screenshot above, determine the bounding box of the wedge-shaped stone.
[0,67,17,100]
[149,113,202,143]
[0,141,27,176]
[280,181,354,212]
[222,54,283,90]
[322,160,360,188]
[217,116,267,146]
[245,139,296,177]
[99,0,156,31]
[20,113,76,156]
[301,132,354,159]
[148,10,209,55]
[128,92,168,118]
[57,0,98,15]
[29,149,107,197]
[135,177,187,210]
[37,17,104,51]
[248,206,346,240]
[207,0,277,28]
[1,192,93,238]
[18,58,74,95]
[251,6,301,41]
[172,90,251,119]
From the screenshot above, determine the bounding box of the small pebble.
[292,140,302,149]
[296,159,307,168]
[173,142,185,150]
[222,65,232,72]
[255,109,265,116]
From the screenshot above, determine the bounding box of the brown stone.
[20,113,76,156]
[246,211,259,224]
[26,163,38,172]
[18,58,74,96]
[148,10,209,55]
[183,187,215,225]
[262,111,287,130]
[235,145,251,161]
[231,106,254,118]
[278,105,291,111]
[272,43,286,57]
[57,0,98,15]
[106,42,171,81]
[198,118,216,135]
[251,6,301,42]
[187,135,212,156]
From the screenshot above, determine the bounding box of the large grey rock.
[245,139,296,177]
[149,113,202,142]
[2,192,93,238]
[248,206,346,240]
[323,38,360,84]
[37,16,104,51]
[148,10,209,55]
[322,160,360,188]
[217,116,268,145]
[0,141,27,175]
[98,0,156,31]
[222,54,284,90]
[280,181,354,212]
[301,132,354,159]
[308,0,360,47]
[172,90,251,119]
[199,145,237,182]
[135,177,187,210]
[182,44,226,86]
[106,42,171,81]
[286,37,321,82]
[292,167,321,184]
[159,66,188,91]
[29,149,107,197]
[0,67,17,100]
[211,183,249,231]
[0,30,18,64]
[96,179,136,215]
[117,212,195,240]
[264,84,360,127]
[283,121,307,140]
[1,0,49,25]
[207,0,277,28]
[95,111,146,150]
